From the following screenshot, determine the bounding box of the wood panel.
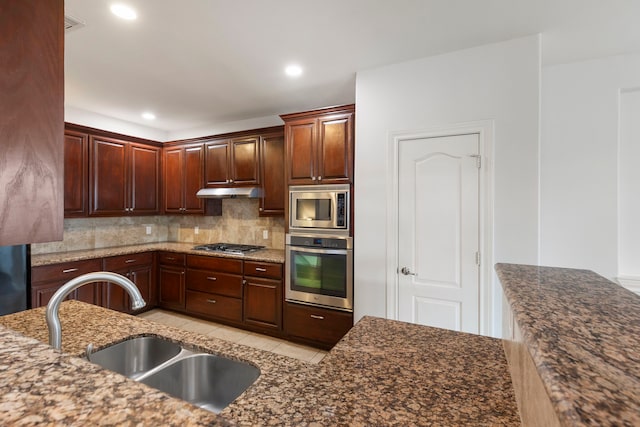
[186,268,243,298]
[231,137,259,184]
[318,113,353,183]
[130,143,160,214]
[89,136,128,215]
[284,302,353,349]
[163,147,184,213]
[286,119,316,184]
[186,290,242,322]
[259,133,285,216]
[0,0,64,245]
[204,141,230,186]
[243,277,282,331]
[158,265,186,310]
[183,145,205,213]
[64,130,89,217]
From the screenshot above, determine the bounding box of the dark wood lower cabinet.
[243,277,282,332]
[31,259,103,308]
[284,302,353,349]
[103,253,155,314]
[185,290,243,323]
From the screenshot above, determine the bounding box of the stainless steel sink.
[140,354,260,413]
[86,336,260,412]
[88,336,181,379]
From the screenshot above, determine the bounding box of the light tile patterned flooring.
[137,309,327,364]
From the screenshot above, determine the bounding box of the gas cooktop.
[192,243,265,255]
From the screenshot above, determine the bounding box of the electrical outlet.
[145,225,152,235]
[194,226,199,235]
[263,230,269,240]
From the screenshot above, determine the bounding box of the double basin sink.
[87,335,260,413]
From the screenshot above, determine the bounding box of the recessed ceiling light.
[110,4,137,20]
[285,64,303,77]
[142,112,156,120]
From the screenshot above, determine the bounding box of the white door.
[397,133,480,333]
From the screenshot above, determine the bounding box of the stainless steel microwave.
[289,184,350,235]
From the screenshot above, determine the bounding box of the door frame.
[385,120,494,336]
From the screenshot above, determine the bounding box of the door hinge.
[475,251,481,266]
[470,154,481,168]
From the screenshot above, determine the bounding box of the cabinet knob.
[311,176,316,181]
[318,176,322,181]
[259,208,263,211]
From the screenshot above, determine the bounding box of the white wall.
[540,53,640,279]
[354,35,541,337]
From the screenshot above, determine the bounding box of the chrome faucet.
[45,271,146,350]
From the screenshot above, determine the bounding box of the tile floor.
[137,309,327,364]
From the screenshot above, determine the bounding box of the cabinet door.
[317,112,353,184]
[243,277,282,331]
[89,136,128,215]
[130,263,154,309]
[183,145,205,213]
[285,118,316,184]
[130,143,160,215]
[231,137,259,185]
[284,302,353,349]
[259,134,285,216]
[102,269,130,313]
[64,130,88,218]
[163,147,184,213]
[205,141,230,186]
[159,265,186,310]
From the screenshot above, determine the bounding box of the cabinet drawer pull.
[255,267,267,272]
[62,268,79,274]
[310,314,324,320]
[207,276,217,281]
[206,299,217,304]
[125,259,137,264]
[165,256,176,260]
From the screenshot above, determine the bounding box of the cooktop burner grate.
[192,243,265,254]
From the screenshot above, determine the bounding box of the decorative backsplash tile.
[32,199,285,255]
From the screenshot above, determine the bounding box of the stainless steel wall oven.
[285,234,353,312]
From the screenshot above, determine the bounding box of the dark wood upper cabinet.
[163,144,205,214]
[205,137,259,187]
[89,136,160,216]
[0,0,64,245]
[281,105,354,185]
[64,130,89,218]
[204,141,230,186]
[259,133,285,216]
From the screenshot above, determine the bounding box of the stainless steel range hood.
[196,187,261,199]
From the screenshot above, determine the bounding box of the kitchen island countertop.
[0,302,519,426]
[31,242,285,266]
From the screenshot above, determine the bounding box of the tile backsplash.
[32,199,285,255]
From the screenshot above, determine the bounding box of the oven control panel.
[286,234,352,250]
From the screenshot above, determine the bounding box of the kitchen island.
[0,301,519,426]
[497,263,640,426]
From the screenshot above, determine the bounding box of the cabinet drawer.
[244,261,282,279]
[32,258,102,284]
[186,268,243,298]
[104,252,153,270]
[158,251,186,266]
[187,255,242,274]
[186,290,242,322]
[284,303,353,346]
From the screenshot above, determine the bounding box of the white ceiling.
[64,0,640,136]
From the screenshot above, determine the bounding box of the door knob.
[400,267,416,276]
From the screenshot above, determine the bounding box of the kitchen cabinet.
[185,255,244,324]
[0,0,64,246]
[64,129,89,218]
[204,136,260,187]
[89,136,161,216]
[158,252,186,310]
[243,261,283,333]
[164,144,205,214]
[281,104,354,185]
[102,252,155,314]
[284,302,353,349]
[31,259,103,308]
[259,132,285,216]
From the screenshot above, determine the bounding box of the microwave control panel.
[336,193,346,227]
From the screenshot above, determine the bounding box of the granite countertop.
[496,263,640,426]
[0,301,519,426]
[31,242,285,266]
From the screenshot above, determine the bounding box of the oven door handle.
[286,245,350,256]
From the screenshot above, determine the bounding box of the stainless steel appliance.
[0,244,29,314]
[285,234,353,312]
[289,184,350,235]
[192,243,265,255]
